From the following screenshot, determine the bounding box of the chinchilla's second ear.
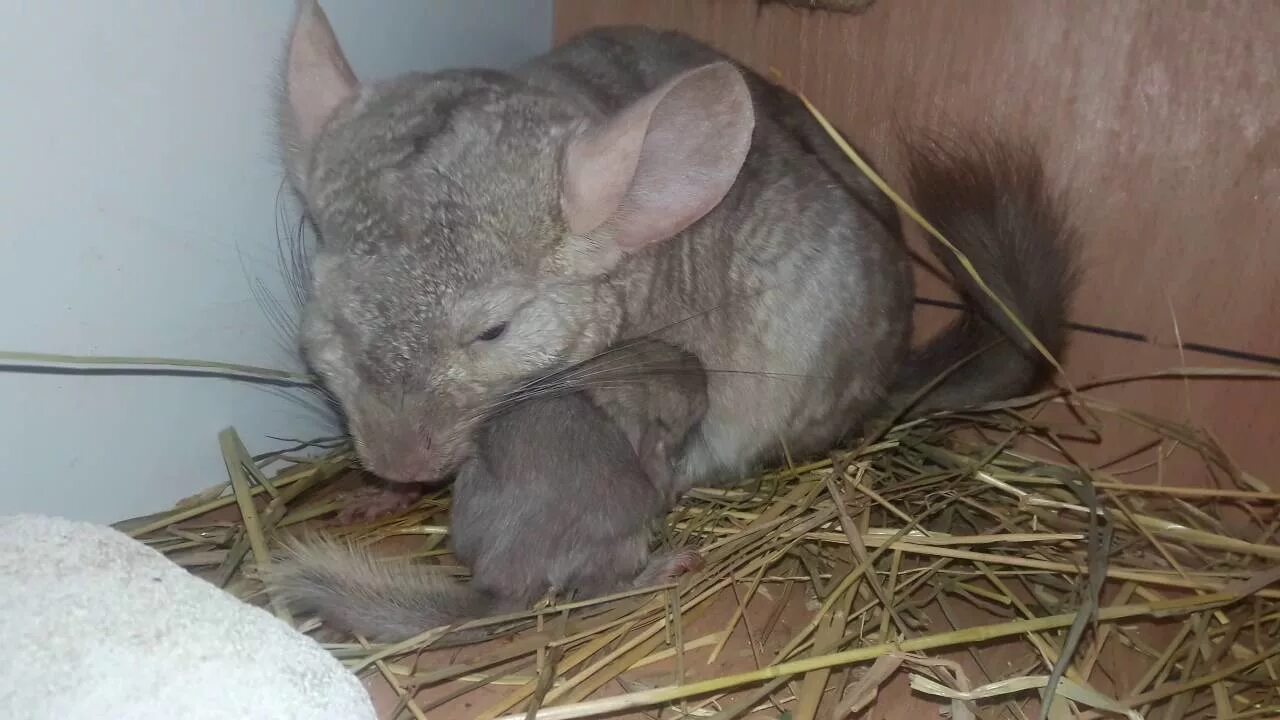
[558,62,755,275]
[278,0,359,194]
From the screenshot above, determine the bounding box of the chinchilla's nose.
[364,432,435,484]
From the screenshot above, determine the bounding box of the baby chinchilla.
[267,339,707,642]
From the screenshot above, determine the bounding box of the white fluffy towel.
[0,513,376,720]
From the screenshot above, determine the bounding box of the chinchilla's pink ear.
[279,0,359,192]
[559,62,754,273]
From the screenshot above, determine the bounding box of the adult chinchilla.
[276,1,1079,492]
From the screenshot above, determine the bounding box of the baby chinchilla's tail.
[265,535,500,643]
[886,133,1081,416]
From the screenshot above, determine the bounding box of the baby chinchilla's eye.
[475,323,508,342]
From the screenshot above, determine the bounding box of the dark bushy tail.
[264,536,499,643]
[888,134,1081,414]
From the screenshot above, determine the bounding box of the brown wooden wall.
[555,0,1280,490]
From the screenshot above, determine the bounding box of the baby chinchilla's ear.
[278,0,359,194]
[558,62,755,275]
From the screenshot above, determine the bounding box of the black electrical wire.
[914,297,1280,370]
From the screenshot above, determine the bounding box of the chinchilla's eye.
[475,322,508,342]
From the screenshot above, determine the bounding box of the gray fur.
[265,534,501,642]
[452,341,706,603]
[278,13,1079,490]
[268,340,707,643]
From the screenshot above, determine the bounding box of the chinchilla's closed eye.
[475,322,509,343]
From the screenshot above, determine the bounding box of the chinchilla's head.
[277,2,754,483]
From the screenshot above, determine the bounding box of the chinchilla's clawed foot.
[635,548,705,587]
[332,483,426,525]
[665,549,705,578]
